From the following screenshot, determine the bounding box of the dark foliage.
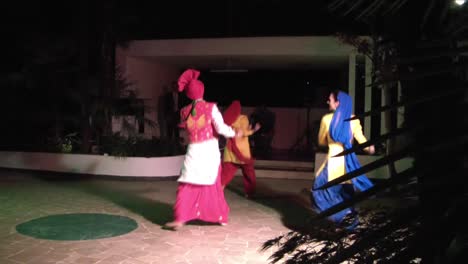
[263,1,468,263]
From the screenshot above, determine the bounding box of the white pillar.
[381,87,388,135]
[397,81,405,128]
[364,56,372,137]
[348,53,356,113]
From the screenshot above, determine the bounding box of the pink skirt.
[174,165,229,224]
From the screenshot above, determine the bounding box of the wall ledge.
[0,151,184,178]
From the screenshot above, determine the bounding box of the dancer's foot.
[245,193,255,199]
[164,221,184,231]
[220,222,228,226]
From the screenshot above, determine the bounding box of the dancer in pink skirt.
[164,69,242,230]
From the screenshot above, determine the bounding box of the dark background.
[201,69,346,108]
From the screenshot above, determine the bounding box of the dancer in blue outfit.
[311,90,375,229]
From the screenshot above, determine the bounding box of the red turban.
[177,69,204,100]
[223,100,241,126]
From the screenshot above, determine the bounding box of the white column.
[364,56,372,137]
[348,52,356,113]
[381,87,388,135]
[397,81,405,128]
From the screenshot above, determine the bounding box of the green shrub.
[99,134,185,157]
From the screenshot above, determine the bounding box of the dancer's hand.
[253,123,261,132]
[235,129,244,138]
[365,145,375,155]
[249,123,261,132]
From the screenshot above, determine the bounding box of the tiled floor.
[0,169,316,264]
[254,149,315,162]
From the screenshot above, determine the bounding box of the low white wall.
[314,153,414,180]
[0,151,413,180]
[0,151,184,177]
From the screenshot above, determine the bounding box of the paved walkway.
[0,169,316,264]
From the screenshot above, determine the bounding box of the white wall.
[0,151,184,177]
[116,47,180,138]
[127,36,356,58]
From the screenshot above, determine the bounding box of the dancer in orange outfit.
[221,100,260,198]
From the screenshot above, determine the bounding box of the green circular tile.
[16,213,138,241]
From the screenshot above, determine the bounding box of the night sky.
[1,0,370,148]
[3,0,369,104]
[3,1,369,40]
[201,69,346,108]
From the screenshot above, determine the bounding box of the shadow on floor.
[80,182,173,226]
[226,179,317,232]
[35,172,174,226]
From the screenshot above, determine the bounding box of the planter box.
[0,151,184,178]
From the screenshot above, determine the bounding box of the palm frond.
[313,168,417,220]
[328,0,349,12]
[267,0,468,262]
[343,0,368,16]
[346,87,465,120]
[420,0,437,30]
[369,63,468,88]
[446,7,468,35]
[326,206,421,264]
[395,45,468,64]
[391,0,410,15]
[451,24,468,36]
[315,147,412,190]
[382,0,409,16]
[356,0,383,20]
[333,126,412,157]
[331,0,411,21]
[423,134,468,153]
